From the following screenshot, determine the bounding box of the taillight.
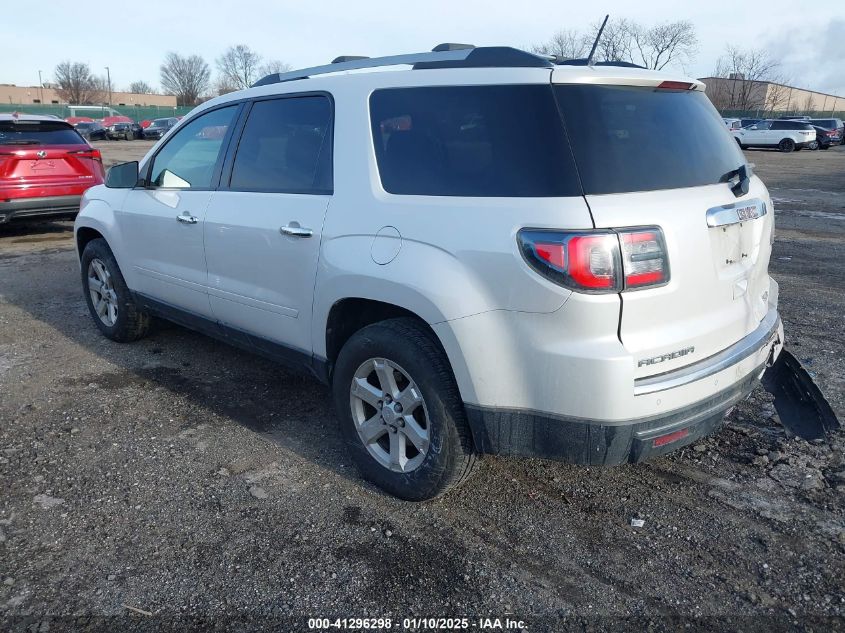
[68,148,102,162]
[518,227,670,294]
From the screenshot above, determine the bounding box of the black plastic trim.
[132,292,330,384]
[464,367,763,465]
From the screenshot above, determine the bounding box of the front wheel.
[808,140,819,150]
[81,238,151,342]
[332,318,476,500]
[779,138,796,152]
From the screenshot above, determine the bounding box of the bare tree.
[532,18,697,70]
[709,47,783,112]
[258,59,292,79]
[129,80,155,94]
[630,20,698,71]
[214,76,240,96]
[530,29,588,60]
[801,93,816,113]
[762,79,792,115]
[216,44,262,90]
[53,61,104,105]
[160,52,211,106]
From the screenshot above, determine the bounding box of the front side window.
[230,95,333,193]
[149,105,237,189]
[370,85,580,197]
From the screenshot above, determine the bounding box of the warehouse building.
[0,84,176,108]
[700,76,843,114]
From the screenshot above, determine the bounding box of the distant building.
[700,77,843,114]
[0,84,177,108]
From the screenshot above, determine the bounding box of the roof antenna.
[586,14,609,67]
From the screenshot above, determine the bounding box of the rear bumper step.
[0,195,82,223]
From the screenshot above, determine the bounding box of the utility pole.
[105,66,112,107]
[37,70,44,104]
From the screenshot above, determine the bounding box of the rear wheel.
[808,140,819,150]
[779,138,795,152]
[735,138,745,150]
[332,318,476,500]
[125,130,133,140]
[81,238,151,342]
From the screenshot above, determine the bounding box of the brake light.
[657,81,694,90]
[518,227,669,294]
[68,148,102,162]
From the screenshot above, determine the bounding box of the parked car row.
[70,117,180,141]
[723,116,844,152]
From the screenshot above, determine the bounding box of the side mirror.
[105,161,139,189]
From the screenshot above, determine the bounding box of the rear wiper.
[720,163,753,197]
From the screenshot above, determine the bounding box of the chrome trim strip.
[706,198,766,227]
[634,310,780,396]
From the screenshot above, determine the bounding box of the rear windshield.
[556,85,744,195]
[369,85,580,197]
[809,119,837,129]
[0,121,84,145]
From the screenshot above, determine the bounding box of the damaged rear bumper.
[464,312,784,465]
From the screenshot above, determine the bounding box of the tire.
[332,318,476,500]
[80,238,151,342]
[125,130,133,141]
[779,138,795,153]
[808,140,819,150]
[735,138,745,150]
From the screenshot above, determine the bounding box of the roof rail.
[554,58,647,69]
[331,55,369,64]
[251,46,552,87]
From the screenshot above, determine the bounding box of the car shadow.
[2,248,369,490]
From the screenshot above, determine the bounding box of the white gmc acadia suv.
[74,45,784,500]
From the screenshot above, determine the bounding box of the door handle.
[176,212,198,224]
[280,222,313,238]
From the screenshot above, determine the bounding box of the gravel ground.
[0,143,843,632]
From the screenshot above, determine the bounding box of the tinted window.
[230,96,332,193]
[0,121,84,145]
[149,105,237,189]
[810,119,837,129]
[370,85,580,197]
[556,85,744,195]
[771,121,787,130]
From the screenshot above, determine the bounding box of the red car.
[0,113,104,224]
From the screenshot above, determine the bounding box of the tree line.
[50,45,290,107]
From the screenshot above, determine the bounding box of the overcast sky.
[3,0,844,97]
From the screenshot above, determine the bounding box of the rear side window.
[370,85,580,197]
[556,85,744,195]
[230,95,333,193]
[0,121,84,145]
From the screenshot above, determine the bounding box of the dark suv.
[142,117,179,140]
[808,118,844,145]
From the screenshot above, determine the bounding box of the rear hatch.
[553,74,774,378]
[0,119,104,197]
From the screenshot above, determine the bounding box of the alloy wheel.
[349,357,430,473]
[87,258,118,327]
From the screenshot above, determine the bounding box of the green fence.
[1,103,195,121]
